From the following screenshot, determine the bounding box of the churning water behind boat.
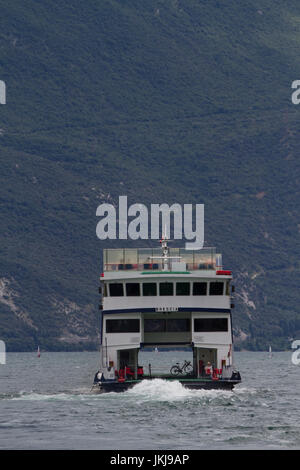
[0,351,299,449]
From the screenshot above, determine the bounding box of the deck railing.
[103,247,220,272]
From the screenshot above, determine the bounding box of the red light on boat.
[216,270,232,275]
[100,273,104,277]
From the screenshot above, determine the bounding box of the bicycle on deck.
[170,360,193,376]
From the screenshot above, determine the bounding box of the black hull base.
[91,377,240,393]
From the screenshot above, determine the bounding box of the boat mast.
[161,228,170,271]
[150,225,181,271]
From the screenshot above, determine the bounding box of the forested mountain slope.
[1,0,300,350]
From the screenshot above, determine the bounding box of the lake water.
[0,351,299,449]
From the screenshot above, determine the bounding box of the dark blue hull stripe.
[102,307,231,314]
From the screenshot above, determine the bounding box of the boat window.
[106,319,140,333]
[109,283,124,297]
[226,281,230,296]
[209,281,224,295]
[159,282,174,296]
[126,283,140,296]
[194,318,228,332]
[167,319,190,332]
[176,282,190,296]
[144,318,190,332]
[144,319,165,332]
[103,283,108,297]
[192,282,207,295]
[142,283,157,296]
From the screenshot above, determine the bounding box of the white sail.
[268,345,272,358]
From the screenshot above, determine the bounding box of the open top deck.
[103,247,223,272]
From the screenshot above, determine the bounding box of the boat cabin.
[98,244,235,382]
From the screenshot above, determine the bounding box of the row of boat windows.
[105,318,228,333]
[105,281,229,297]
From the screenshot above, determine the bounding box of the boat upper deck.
[103,247,223,273]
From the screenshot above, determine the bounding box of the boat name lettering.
[155,307,178,312]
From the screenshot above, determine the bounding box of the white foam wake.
[126,379,232,402]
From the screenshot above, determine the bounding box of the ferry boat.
[92,237,241,393]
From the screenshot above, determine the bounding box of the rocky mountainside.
[1,0,300,350]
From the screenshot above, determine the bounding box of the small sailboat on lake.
[268,345,272,359]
